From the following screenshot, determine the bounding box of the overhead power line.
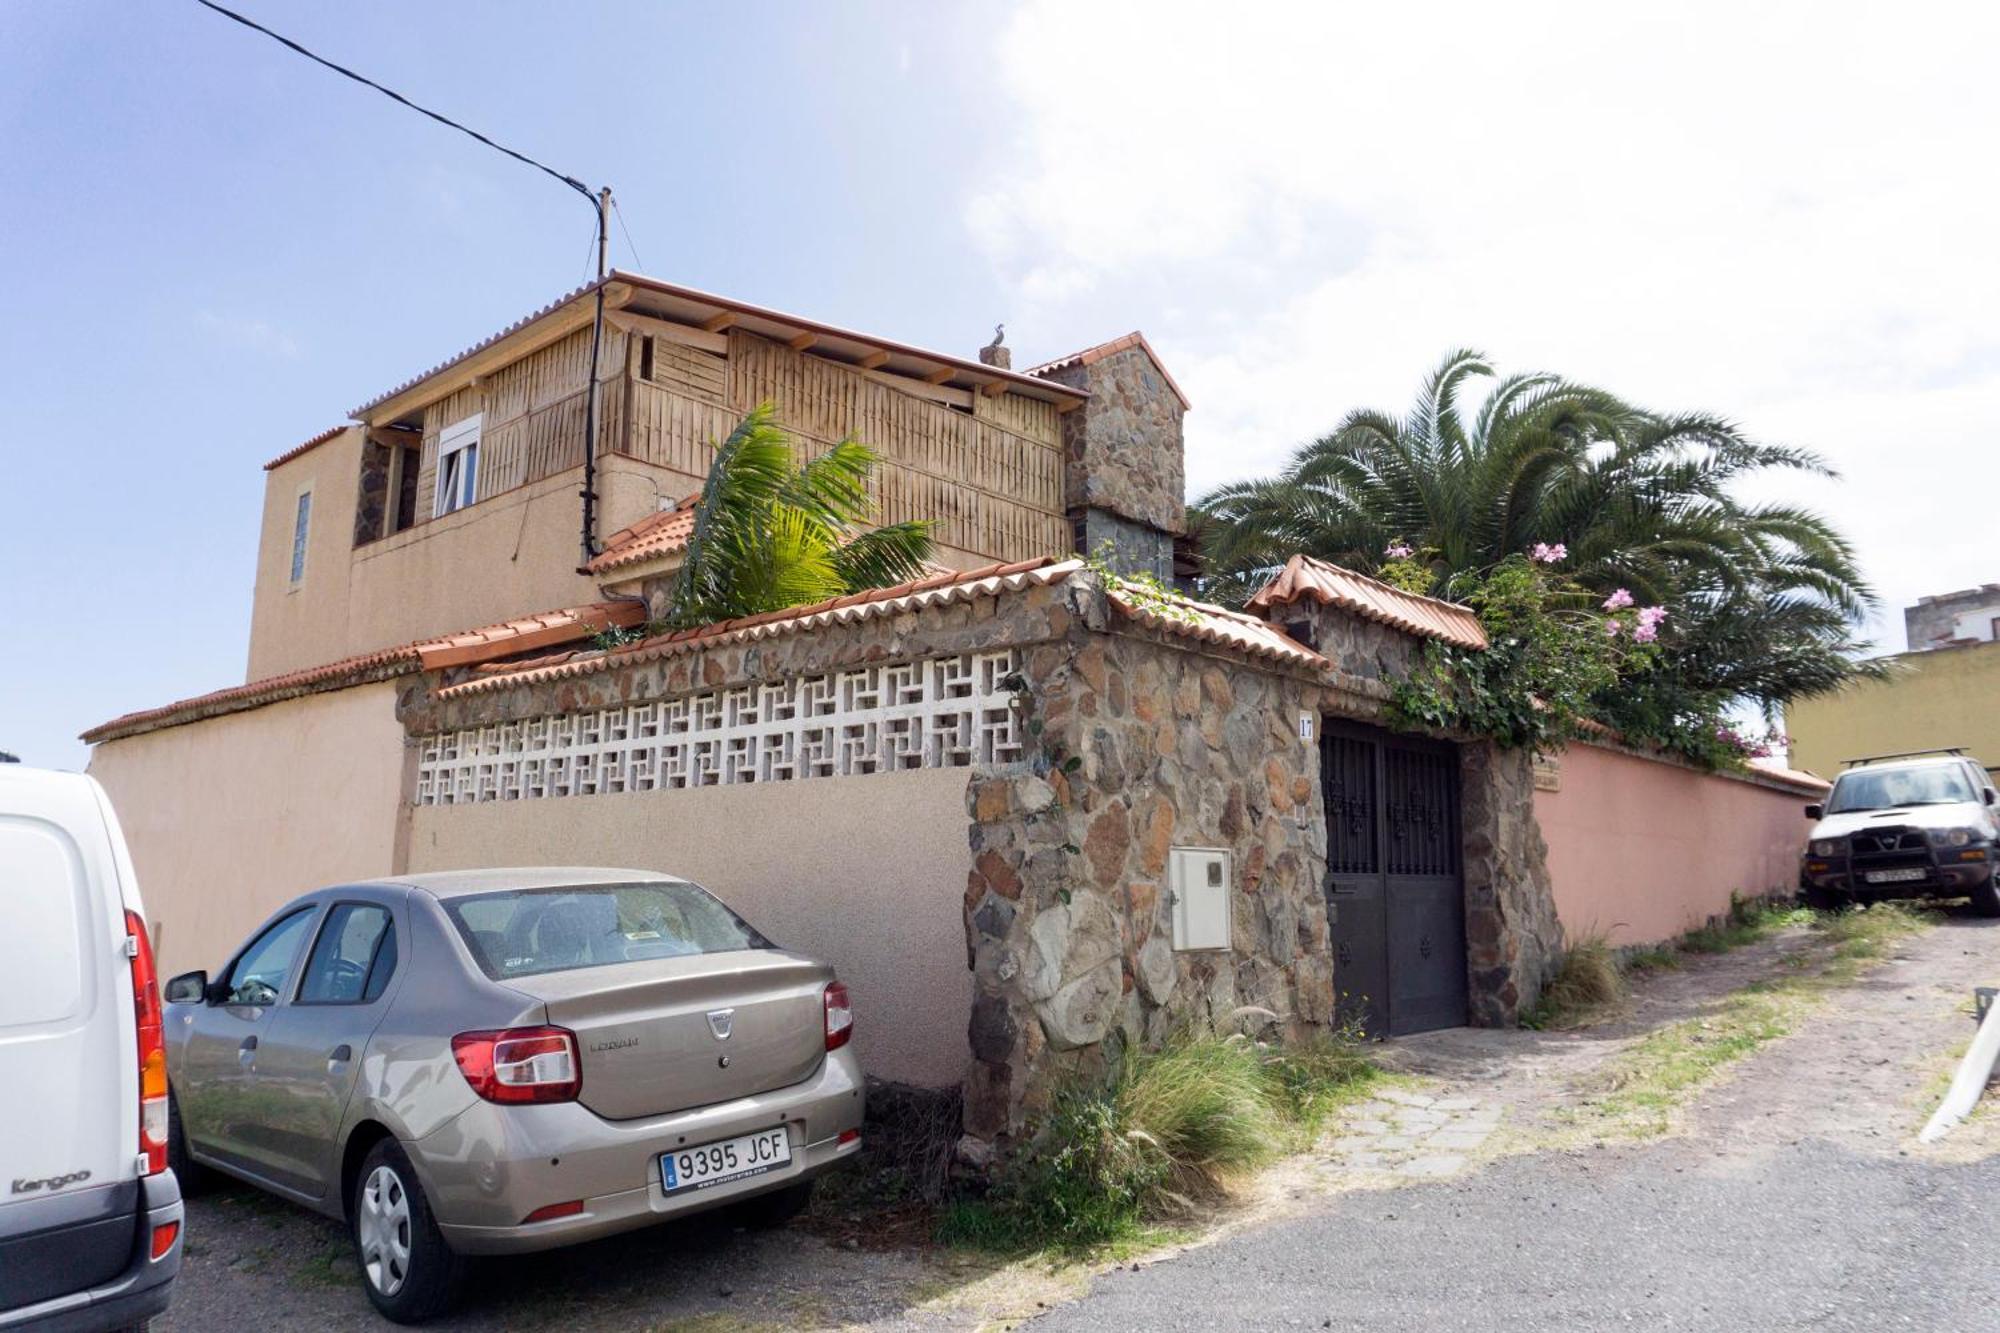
[190,0,593,204]
[188,0,618,566]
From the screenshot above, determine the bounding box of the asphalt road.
[1028,1137,2000,1331]
[1034,915,2000,1333]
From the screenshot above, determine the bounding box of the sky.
[2,1,1995,771]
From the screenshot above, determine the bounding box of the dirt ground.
[158,908,2000,1332]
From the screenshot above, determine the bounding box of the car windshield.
[1826,764,1977,814]
[445,881,773,980]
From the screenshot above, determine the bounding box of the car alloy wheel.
[357,1164,414,1297]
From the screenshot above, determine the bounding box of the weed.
[1523,933,1625,1028]
[296,1245,354,1288]
[941,1029,1376,1255]
[1622,945,1680,974]
[1676,893,1811,955]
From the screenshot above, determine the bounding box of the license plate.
[1864,868,1927,884]
[660,1127,791,1194]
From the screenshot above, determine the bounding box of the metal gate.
[1321,721,1467,1037]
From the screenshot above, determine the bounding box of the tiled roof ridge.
[1025,330,1191,411]
[1248,554,1489,651]
[438,558,1075,699]
[83,599,646,745]
[262,423,354,471]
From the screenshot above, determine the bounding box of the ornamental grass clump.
[941,1029,1373,1254]
[1524,933,1626,1028]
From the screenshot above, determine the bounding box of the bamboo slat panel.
[415,327,621,521]
[724,331,1066,561]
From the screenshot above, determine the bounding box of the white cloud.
[969,1,2000,651]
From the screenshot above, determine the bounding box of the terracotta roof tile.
[262,424,354,471]
[1026,331,1191,410]
[1248,555,1488,651]
[84,600,646,744]
[585,498,701,575]
[439,559,1078,699]
[414,600,647,670]
[1107,588,1325,670]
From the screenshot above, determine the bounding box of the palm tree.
[663,402,937,628]
[1194,349,1876,707]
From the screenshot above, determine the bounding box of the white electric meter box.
[1169,846,1233,951]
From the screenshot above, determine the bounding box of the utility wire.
[611,195,646,272]
[190,0,594,206]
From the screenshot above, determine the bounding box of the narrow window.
[290,489,312,584]
[434,414,482,517]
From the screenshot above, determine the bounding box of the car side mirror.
[1804,803,1824,820]
[1985,789,1996,807]
[164,970,209,1004]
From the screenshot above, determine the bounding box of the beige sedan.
[161,868,865,1323]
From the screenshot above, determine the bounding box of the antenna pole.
[580,186,612,567]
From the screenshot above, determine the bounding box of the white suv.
[1799,751,2000,914]
[0,766,183,1331]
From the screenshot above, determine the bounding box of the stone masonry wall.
[1039,342,1187,539]
[960,587,1334,1149]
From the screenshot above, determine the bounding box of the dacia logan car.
[1799,751,2000,914]
[163,868,863,1323]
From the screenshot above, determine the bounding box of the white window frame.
[289,485,313,587]
[434,414,482,518]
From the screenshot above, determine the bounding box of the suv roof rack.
[1841,747,1967,768]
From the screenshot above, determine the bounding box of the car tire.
[1803,883,1850,914]
[737,1180,813,1229]
[1970,874,2000,918]
[352,1138,464,1324]
[166,1087,209,1196]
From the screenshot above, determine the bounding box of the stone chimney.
[978,324,1012,370]
[1032,332,1188,583]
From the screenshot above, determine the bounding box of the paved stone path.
[1321,1086,1501,1179]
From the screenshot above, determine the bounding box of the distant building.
[1905,584,2000,651]
[1787,585,2000,777]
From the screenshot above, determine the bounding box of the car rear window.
[444,882,773,980]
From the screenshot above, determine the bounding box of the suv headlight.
[1926,827,1978,847]
[1809,839,1843,857]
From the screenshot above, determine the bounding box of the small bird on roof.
[983,323,1005,352]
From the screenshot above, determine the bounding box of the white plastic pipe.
[1919,994,2000,1144]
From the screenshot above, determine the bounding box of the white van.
[0,766,182,1331]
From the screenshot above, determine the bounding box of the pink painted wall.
[1534,742,1827,947]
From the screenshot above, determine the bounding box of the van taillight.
[823,981,853,1051]
[125,911,168,1175]
[451,1027,581,1104]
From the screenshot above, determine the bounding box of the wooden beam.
[701,312,738,333]
[857,351,891,371]
[923,366,955,385]
[605,310,729,355]
[862,367,973,411]
[980,379,1010,397]
[788,332,817,352]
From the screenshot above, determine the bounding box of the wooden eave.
[353,270,1089,426]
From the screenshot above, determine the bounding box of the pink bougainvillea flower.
[1529,542,1567,564]
[1602,588,1635,610]
[1604,619,1622,636]
[1384,542,1415,559]
[1633,622,1659,643]
[1636,605,1668,628]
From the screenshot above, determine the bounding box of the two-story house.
[83,271,1192,1086]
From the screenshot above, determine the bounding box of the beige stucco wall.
[406,767,976,1088]
[245,453,677,680]
[1786,641,2000,779]
[86,682,407,979]
[1535,743,1822,948]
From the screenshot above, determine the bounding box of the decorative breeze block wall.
[413,650,1024,806]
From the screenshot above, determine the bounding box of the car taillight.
[451,1026,581,1104]
[126,911,168,1175]
[823,981,853,1051]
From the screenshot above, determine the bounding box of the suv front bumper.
[1800,846,1994,898]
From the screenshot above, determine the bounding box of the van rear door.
[0,769,141,1308]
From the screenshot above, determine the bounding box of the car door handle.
[328,1044,353,1065]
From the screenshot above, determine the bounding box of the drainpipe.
[579,186,611,569]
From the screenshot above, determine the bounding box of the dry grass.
[1525,933,1626,1028]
